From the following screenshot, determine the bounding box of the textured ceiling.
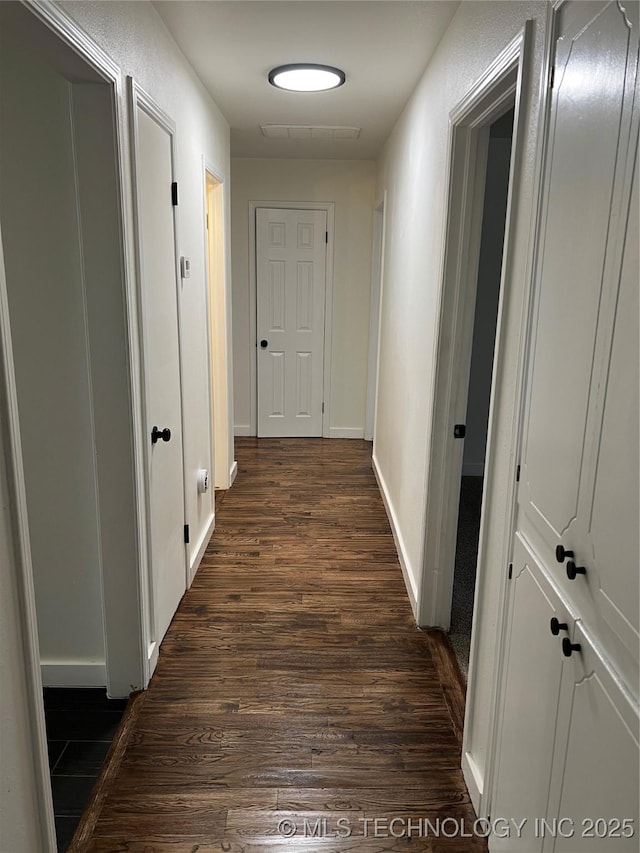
[154,1,460,159]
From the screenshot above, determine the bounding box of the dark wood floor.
[75,438,486,852]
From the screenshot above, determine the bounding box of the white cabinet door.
[490,537,570,852]
[516,0,639,689]
[544,624,639,852]
[491,0,639,843]
[256,208,327,437]
[518,2,638,649]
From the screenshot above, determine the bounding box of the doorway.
[365,198,386,442]
[0,3,142,848]
[205,169,233,492]
[449,109,514,677]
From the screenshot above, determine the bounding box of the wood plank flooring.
[76,438,485,852]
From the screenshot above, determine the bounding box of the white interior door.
[256,207,327,437]
[134,100,186,659]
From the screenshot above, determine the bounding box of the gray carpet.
[449,476,484,679]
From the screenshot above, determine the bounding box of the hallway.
[74,439,485,851]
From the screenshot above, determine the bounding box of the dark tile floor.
[43,688,127,852]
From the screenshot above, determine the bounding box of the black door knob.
[550,617,568,636]
[566,560,586,580]
[562,638,581,657]
[260,339,268,348]
[151,426,171,445]
[555,545,574,563]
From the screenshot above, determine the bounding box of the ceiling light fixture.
[268,64,345,93]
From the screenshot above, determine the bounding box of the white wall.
[463,134,512,476]
[0,38,106,678]
[231,158,376,437]
[59,0,234,571]
[374,0,548,799]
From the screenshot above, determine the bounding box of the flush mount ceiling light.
[268,63,346,93]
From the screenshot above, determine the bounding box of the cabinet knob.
[550,617,568,636]
[555,544,574,563]
[566,560,586,581]
[562,638,581,658]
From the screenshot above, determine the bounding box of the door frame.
[203,161,236,491]
[416,21,545,808]
[0,0,149,847]
[365,194,387,442]
[128,79,188,680]
[418,26,531,626]
[248,200,335,438]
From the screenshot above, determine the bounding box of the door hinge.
[322,402,325,413]
[453,424,466,439]
[516,463,521,482]
[325,231,328,244]
[184,524,190,544]
[206,213,209,230]
[549,66,555,90]
[171,181,179,206]
[508,563,513,580]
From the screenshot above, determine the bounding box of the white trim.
[329,427,365,440]
[229,459,238,486]
[26,0,120,80]
[365,195,386,442]
[0,206,57,853]
[248,200,335,438]
[462,462,485,477]
[372,453,418,617]
[462,750,483,813]
[188,513,215,586]
[40,663,107,688]
[234,425,252,436]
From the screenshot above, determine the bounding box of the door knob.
[562,638,581,657]
[151,426,171,444]
[555,545,574,563]
[566,560,586,580]
[260,339,268,348]
[550,617,568,636]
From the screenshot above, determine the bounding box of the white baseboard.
[189,513,215,586]
[234,425,251,436]
[40,662,106,688]
[329,427,365,439]
[229,459,238,486]
[462,750,483,815]
[462,462,485,477]
[371,452,418,618]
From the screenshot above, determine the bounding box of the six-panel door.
[256,207,327,437]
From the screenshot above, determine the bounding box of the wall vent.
[260,125,361,140]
